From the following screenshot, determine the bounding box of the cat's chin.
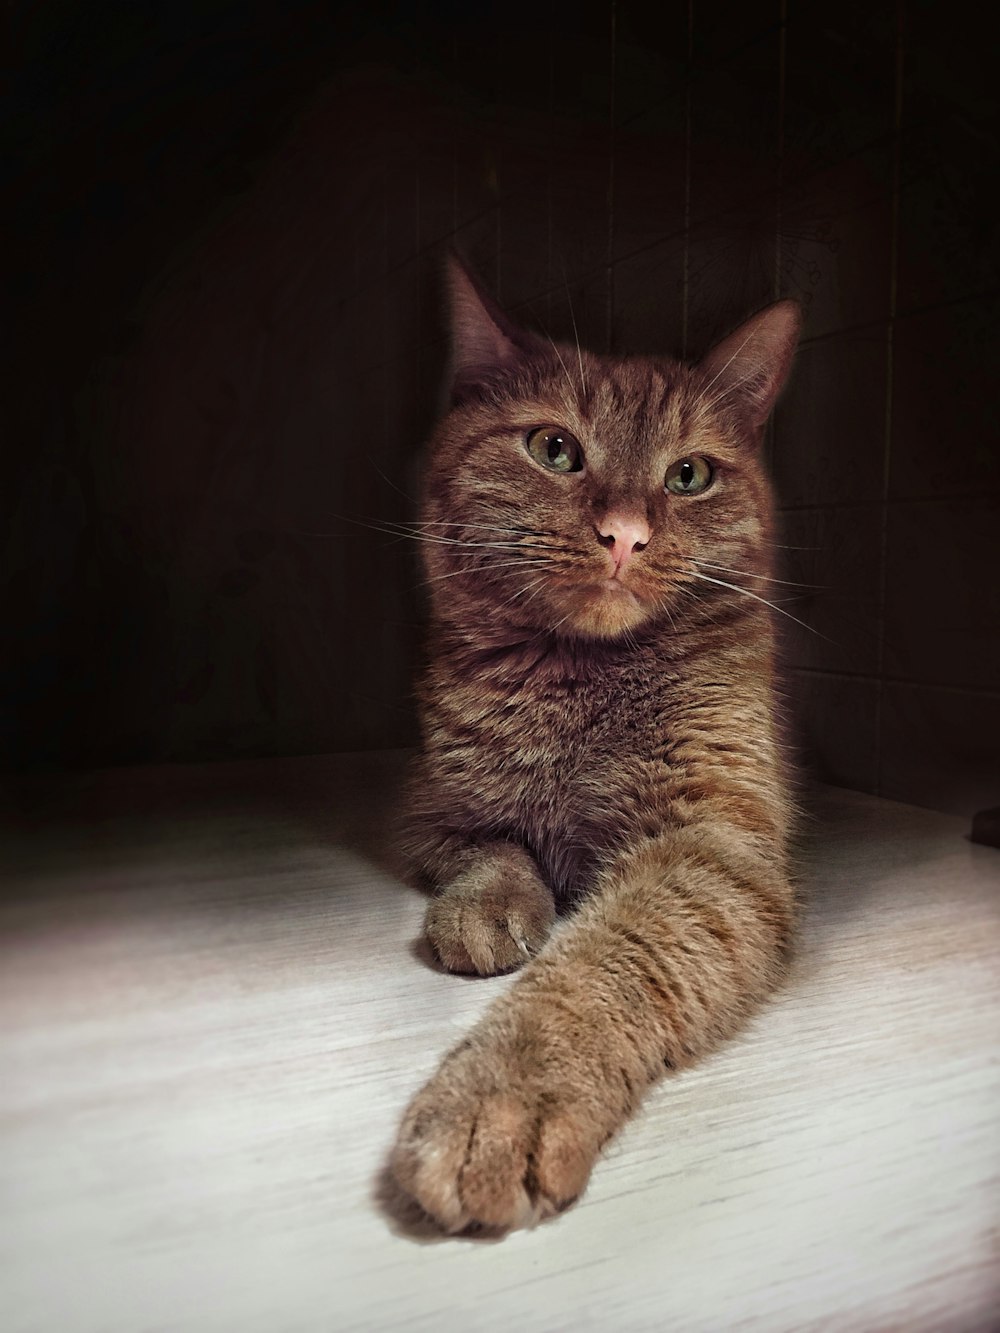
[566,580,651,639]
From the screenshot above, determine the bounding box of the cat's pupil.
[547,437,563,461]
[680,461,694,488]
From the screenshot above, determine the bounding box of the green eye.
[526,426,584,473]
[665,455,714,496]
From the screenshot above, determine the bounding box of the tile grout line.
[873,0,906,799]
[788,665,1000,702]
[776,494,998,512]
[607,0,618,355]
[546,27,555,329]
[614,22,779,138]
[768,0,788,476]
[681,0,693,359]
[496,164,502,303]
[360,286,999,380]
[452,35,459,240]
[774,0,787,305]
[338,138,996,333]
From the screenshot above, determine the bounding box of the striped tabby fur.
[390,258,801,1232]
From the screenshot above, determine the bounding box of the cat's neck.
[427,615,624,680]
[425,604,768,689]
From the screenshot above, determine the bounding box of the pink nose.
[596,513,650,574]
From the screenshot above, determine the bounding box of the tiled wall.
[7,2,997,816]
[312,1,995,816]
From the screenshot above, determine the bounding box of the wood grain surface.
[2,752,998,1331]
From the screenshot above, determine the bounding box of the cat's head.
[419,257,799,642]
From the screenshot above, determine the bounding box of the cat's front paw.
[391,1038,598,1233]
[425,856,555,976]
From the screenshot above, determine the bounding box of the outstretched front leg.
[413,830,556,977]
[391,825,794,1231]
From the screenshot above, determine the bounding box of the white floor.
[2,751,998,1332]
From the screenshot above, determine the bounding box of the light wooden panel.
[2,753,998,1330]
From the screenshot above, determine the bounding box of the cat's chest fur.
[424,634,677,896]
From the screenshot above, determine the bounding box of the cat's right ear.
[698,299,801,431]
[446,255,524,399]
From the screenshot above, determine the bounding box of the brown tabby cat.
[390,256,801,1233]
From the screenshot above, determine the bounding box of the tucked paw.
[391,1040,597,1233]
[425,855,555,976]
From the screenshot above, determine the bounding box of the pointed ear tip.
[445,250,467,284]
[774,297,803,330]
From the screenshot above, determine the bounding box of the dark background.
[4,0,998,816]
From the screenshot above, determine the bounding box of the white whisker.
[701,363,766,415]
[699,328,757,397]
[691,558,820,589]
[368,458,416,503]
[410,521,549,535]
[346,516,565,553]
[562,276,587,397]
[546,605,578,638]
[761,540,820,551]
[519,577,550,608]
[684,568,833,640]
[422,558,553,586]
[542,331,578,404]
[497,573,549,611]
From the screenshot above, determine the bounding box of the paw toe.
[392,1079,551,1233]
[532,1109,596,1213]
[392,1101,471,1232]
[454,1093,538,1229]
[425,876,555,976]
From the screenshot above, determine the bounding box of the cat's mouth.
[600,577,640,603]
[559,572,650,639]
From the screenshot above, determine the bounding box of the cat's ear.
[699,300,801,429]
[446,254,525,396]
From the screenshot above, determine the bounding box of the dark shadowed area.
[4,0,998,815]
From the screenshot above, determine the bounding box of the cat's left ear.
[699,300,801,430]
[446,254,533,399]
